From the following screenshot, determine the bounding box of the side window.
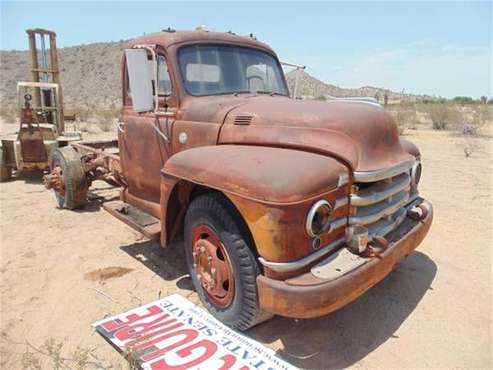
[157,55,172,96]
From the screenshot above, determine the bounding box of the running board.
[103,200,161,240]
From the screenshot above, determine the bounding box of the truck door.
[119,48,174,209]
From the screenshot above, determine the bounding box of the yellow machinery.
[1,29,81,180]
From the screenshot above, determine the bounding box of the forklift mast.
[26,29,65,133]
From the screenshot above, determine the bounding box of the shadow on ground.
[120,239,193,291]
[119,236,436,369]
[249,251,437,369]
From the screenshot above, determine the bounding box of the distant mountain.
[285,70,428,102]
[0,41,126,108]
[1,39,428,109]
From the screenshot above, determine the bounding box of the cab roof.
[127,29,276,55]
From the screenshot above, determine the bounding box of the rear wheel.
[46,146,88,209]
[0,148,12,182]
[184,193,273,331]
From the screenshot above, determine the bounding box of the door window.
[157,55,172,96]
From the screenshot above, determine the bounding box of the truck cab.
[45,29,433,330]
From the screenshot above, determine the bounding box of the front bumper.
[257,199,433,319]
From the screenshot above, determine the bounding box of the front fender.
[163,145,347,204]
[162,145,349,262]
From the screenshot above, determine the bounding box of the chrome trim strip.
[258,196,423,274]
[350,174,411,206]
[368,207,407,237]
[331,216,347,231]
[338,173,349,187]
[354,160,415,183]
[258,237,345,272]
[349,191,409,225]
[334,197,349,210]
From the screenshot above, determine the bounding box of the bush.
[427,104,461,130]
[463,104,492,136]
[389,108,418,135]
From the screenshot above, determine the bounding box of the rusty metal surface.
[256,199,433,318]
[219,96,413,173]
[119,109,168,205]
[102,200,161,240]
[101,30,433,304]
[127,30,276,58]
[20,131,47,162]
[163,145,348,204]
[228,189,348,264]
[43,165,64,192]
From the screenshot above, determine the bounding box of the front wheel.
[184,193,273,331]
[45,146,88,209]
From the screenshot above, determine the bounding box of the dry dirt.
[0,123,492,369]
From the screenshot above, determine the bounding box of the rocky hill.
[1,39,424,110]
[0,41,126,109]
[284,70,422,102]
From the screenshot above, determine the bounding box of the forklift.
[0,29,81,181]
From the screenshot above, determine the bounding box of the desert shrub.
[453,96,475,105]
[389,108,418,135]
[463,104,492,136]
[427,103,461,130]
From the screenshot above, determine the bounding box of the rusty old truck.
[43,29,433,330]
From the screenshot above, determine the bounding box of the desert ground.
[0,119,492,369]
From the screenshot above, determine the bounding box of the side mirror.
[125,49,154,113]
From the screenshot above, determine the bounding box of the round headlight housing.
[306,200,333,237]
[411,161,422,186]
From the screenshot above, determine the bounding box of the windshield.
[178,44,289,96]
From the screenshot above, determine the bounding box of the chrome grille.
[350,167,415,237]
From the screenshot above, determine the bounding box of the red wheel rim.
[191,225,235,308]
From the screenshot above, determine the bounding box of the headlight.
[306,200,333,237]
[411,161,422,186]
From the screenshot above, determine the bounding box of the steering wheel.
[246,75,265,92]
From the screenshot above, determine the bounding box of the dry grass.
[67,103,119,133]
[425,103,462,130]
[0,105,17,123]
[389,107,418,135]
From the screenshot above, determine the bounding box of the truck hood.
[217,96,413,173]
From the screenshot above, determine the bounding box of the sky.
[1,1,491,98]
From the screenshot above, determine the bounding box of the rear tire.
[51,146,88,209]
[0,147,12,182]
[184,193,273,331]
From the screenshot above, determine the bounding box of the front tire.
[184,193,273,331]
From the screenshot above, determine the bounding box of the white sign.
[93,294,298,370]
